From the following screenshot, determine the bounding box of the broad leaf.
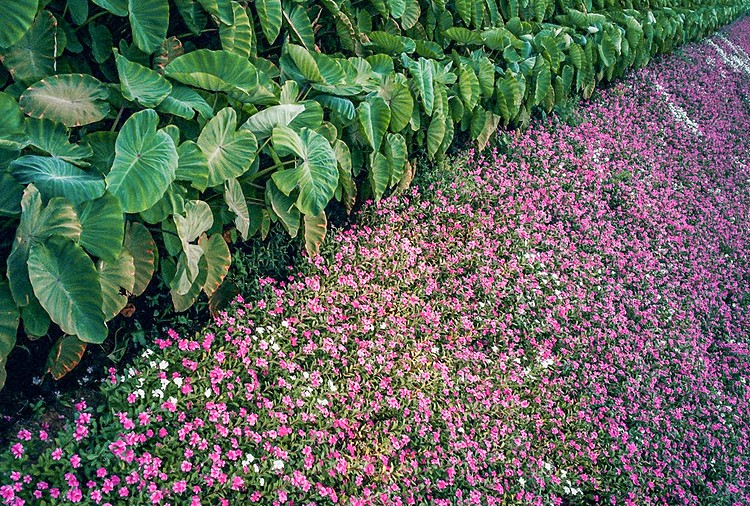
[28,236,107,343]
[24,118,94,165]
[0,11,56,84]
[0,281,19,391]
[197,0,234,24]
[198,107,258,187]
[45,334,87,380]
[77,192,124,262]
[220,1,253,57]
[98,249,135,321]
[377,77,413,133]
[271,126,338,216]
[21,297,49,338]
[266,179,300,237]
[10,155,106,205]
[19,74,110,127]
[303,212,326,257]
[407,58,435,116]
[357,96,391,153]
[256,0,282,44]
[107,109,178,213]
[91,0,127,16]
[284,5,315,51]
[0,173,23,215]
[427,114,446,159]
[123,222,155,297]
[199,234,231,297]
[369,152,390,202]
[0,0,39,49]
[115,49,172,107]
[128,0,170,54]
[176,141,209,191]
[157,84,213,120]
[240,104,305,138]
[224,178,250,239]
[175,199,213,245]
[384,133,407,186]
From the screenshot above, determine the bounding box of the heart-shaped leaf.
[0,173,23,215]
[0,10,56,84]
[197,0,234,24]
[24,118,93,165]
[123,222,156,297]
[76,192,124,263]
[406,58,435,116]
[241,104,305,139]
[0,281,19,391]
[384,133,407,187]
[114,49,172,107]
[377,76,413,133]
[271,125,338,216]
[303,212,326,257]
[106,109,178,213]
[369,152,390,202]
[284,5,315,51]
[165,49,265,99]
[176,141,209,191]
[223,178,250,239]
[91,0,127,16]
[128,0,169,54]
[98,249,135,321]
[357,96,391,153]
[266,179,300,237]
[220,1,253,57]
[199,234,230,297]
[157,84,213,120]
[198,107,258,187]
[19,74,110,127]
[256,0,282,44]
[427,113,446,159]
[0,0,39,48]
[45,334,87,380]
[10,155,106,205]
[28,236,107,343]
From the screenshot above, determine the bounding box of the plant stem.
[110,106,125,132]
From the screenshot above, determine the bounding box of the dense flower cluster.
[1,16,749,506]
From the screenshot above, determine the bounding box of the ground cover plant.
[1,0,750,385]
[1,15,749,505]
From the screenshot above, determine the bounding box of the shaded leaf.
[0,11,56,84]
[223,178,250,239]
[76,191,124,263]
[98,249,135,321]
[199,233,231,297]
[115,48,172,107]
[128,0,169,54]
[10,155,105,205]
[303,212,326,257]
[19,74,110,127]
[0,0,39,49]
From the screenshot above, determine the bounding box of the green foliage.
[0,0,747,386]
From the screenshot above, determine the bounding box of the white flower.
[328,380,337,392]
[141,349,154,358]
[160,378,170,390]
[168,396,177,405]
[173,377,183,388]
[256,327,265,335]
[272,459,284,471]
[271,343,280,352]
[281,320,289,328]
[204,388,212,398]
[316,398,329,406]
[259,477,265,486]
[152,389,164,399]
[159,360,169,370]
[303,372,310,379]
[135,389,145,399]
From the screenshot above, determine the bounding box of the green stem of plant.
[75,11,109,32]
[110,106,125,132]
[249,160,296,181]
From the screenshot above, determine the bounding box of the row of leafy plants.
[0,0,749,387]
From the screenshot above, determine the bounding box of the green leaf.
[256,0,282,44]
[388,0,406,19]
[357,96,391,153]
[407,58,435,116]
[197,0,234,24]
[0,281,19,391]
[459,64,480,110]
[367,32,415,55]
[284,5,315,51]
[98,249,135,320]
[199,234,230,297]
[123,222,155,296]
[427,114,446,159]
[220,2,253,57]
[0,92,27,151]
[164,49,266,99]
[0,0,39,49]
[332,140,355,213]
[198,107,258,187]
[400,0,420,29]
[157,84,214,120]
[45,334,87,380]
[67,0,89,25]
[21,297,49,338]
[77,192,124,263]
[91,0,127,16]
[271,126,338,216]
[114,49,172,107]
[19,74,110,127]
[223,178,250,239]
[444,27,483,45]
[107,110,178,213]
[377,77,413,133]
[83,131,117,175]
[175,199,213,245]
[369,152,390,202]
[266,179,300,237]
[455,0,472,26]
[24,118,94,165]
[10,156,105,205]
[169,255,207,311]
[286,44,323,83]
[303,212,326,257]
[384,133,407,186]
[0,173,23,215]
[533,61,551,105]
[0,11,56,84]
[29,236,107,343]
[176,141,209,191]
[240,104,305,139]
[476,111,500,150]
[128,0,169,54]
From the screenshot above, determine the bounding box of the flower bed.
[1,16,749,506]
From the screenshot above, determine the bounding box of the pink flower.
[70,454,82,468]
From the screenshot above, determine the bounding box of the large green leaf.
[223,178,250,239]
[455,0,472,26]
[114,49,172,107]
[45,334,87,380]
[197,0,234,24]
[83,131,118,175]
[0,92,27,151]
[98,249,135,321]
[199,233,231,297]
[6,186,81,307]
[164,49,265,99]
[0,10,56,84]
[24,118,93,165]
[284,5,315,51]
[106,109,178,213]
[10,156,106,205]
[357,96,391,153]
[377,77,413,133]
[369,152,390,202]
[241,103,305,138]
[157,84,214,120]
[427,114,446,159]
[407,58,435,116]
[0,281,19,391]
[19,74,110,127]
[0,0,39,49]
[266,179,300,237]
[169,255,207,312]
[197,107,258,187]
[220,1,252,57]
[123,222,155,296]
[303,212,326,258]
[76,192,124,262]
[176,141,209,191]
[91,0,127,16]
[175,199,213,245]
[28,236,107,343]
[0,173,23,215]
[271,125,338,216]
[384,133,407,187]
[286,45,345,86]
[256,0,282,44]
[128,0,169,54]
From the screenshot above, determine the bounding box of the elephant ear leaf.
[24,118,94,166]
[10,155,106,205]
[0,10,57,84]
[303,212,326,258]
[45,334,87,380]
[77,192,124,263]
[115,49,172,107]
[123,222,156,297]
[128,0,170,54]
[255,0,282,44]
[106,109,178,213]
[357,96,391,153]
[271,125,338,216]
[198,107,258,187]
[0,0,39,48]
[19,74,110,127]
[0,281,19,391]
[199,234,231,297]
[220,1,253,57]
[197,0,235,25]
[28,236,107,344]
[98,249,135,321]
[223,178,250,240]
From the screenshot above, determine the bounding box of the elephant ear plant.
[1,0,749,387]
